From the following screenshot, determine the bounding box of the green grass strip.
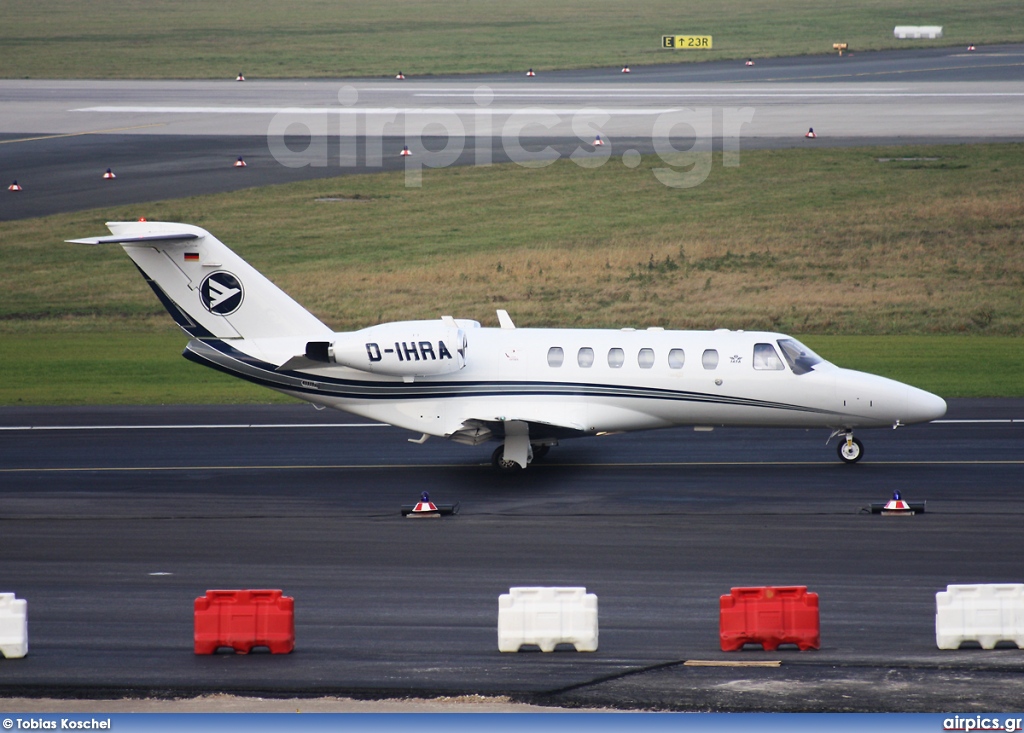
[2,143,1022,403]
[2,0,1022,79]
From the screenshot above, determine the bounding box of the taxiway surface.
[1,401,1022,711]
[3,44,1024,220]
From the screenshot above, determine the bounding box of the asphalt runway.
[1,400,1022,711]
[3,44,1024,220]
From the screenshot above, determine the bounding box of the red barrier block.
[719,586,819,651]
[194,589,295,654]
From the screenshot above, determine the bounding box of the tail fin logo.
[199,272,244,315]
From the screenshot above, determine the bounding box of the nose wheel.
[837,434,864,463]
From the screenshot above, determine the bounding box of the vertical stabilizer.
[70,222,333,341]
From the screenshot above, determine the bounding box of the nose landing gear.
[836,431,864,463]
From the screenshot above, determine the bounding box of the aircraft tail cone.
[745,58,755,66]
[621,65,630,73]
[395,72,405,79]
[8,180,22,191]
[526,68,536,77]
[234,156,247,168]
[593,134,604,146]
[967,44,976,51]
[236,72,245,81]
[400,145,412,157]
[103,168,116,179]
[805,128,817,139]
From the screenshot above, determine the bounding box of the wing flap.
[447,416,588,445]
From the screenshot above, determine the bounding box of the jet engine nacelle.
[306,320,467,377]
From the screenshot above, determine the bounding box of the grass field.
[1,0,1021,79]
[5,144,1022,334]
[1,143,1022,403]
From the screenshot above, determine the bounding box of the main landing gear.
[490,442,551,471]
[491,444,524,471]
[836,431,864,464]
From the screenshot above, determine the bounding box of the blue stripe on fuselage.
[183,338,844,418]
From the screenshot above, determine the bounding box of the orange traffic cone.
[621,65,630,74]
[593,134,604,146]
[395,71,405,79]
[805,128,816,139]
[745,58,754,67]
[236,72,245,81]
[234,156,247,168]
[8,180,22,191]
[400,145,412,157]
[526,68,536,77]
[103,168,116,179]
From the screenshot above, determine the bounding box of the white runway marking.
[2,459,1022,474]
[2,420,1018,431]
[410,91,1024,99]
[0,423,389,431]
[72,106,680,115]
[933,419,1023,424]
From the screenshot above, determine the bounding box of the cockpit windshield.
[777,338,825,375]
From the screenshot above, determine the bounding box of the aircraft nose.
[904,386,947,423]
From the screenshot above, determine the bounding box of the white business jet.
[71,222,947,470]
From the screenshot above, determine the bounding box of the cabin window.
[577,347,595,368]
[753,343,785,370]
[668,348,685,369]
[607,348,625,368]
[702,349,719,370]
[638,348,655,369]
[547,347,564,367]
[777,338,824,375]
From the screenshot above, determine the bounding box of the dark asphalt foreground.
[0,400,1022,711]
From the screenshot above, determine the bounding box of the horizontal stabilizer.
[275,355,327,372]
[66,233,199,245]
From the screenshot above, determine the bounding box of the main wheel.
[491,445,523,471]
[837,436,864,463]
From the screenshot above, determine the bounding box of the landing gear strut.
[490,442,552,471]
[837,432,864,464]
[492,444,530,471]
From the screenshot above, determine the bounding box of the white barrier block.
[0,593,28,659]
[936,584,1024,650]
[894,25,943,39]
[498,587,598,652]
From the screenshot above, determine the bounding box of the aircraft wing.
[447,416,588,445]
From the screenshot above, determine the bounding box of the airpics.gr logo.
[199,271,244,315]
